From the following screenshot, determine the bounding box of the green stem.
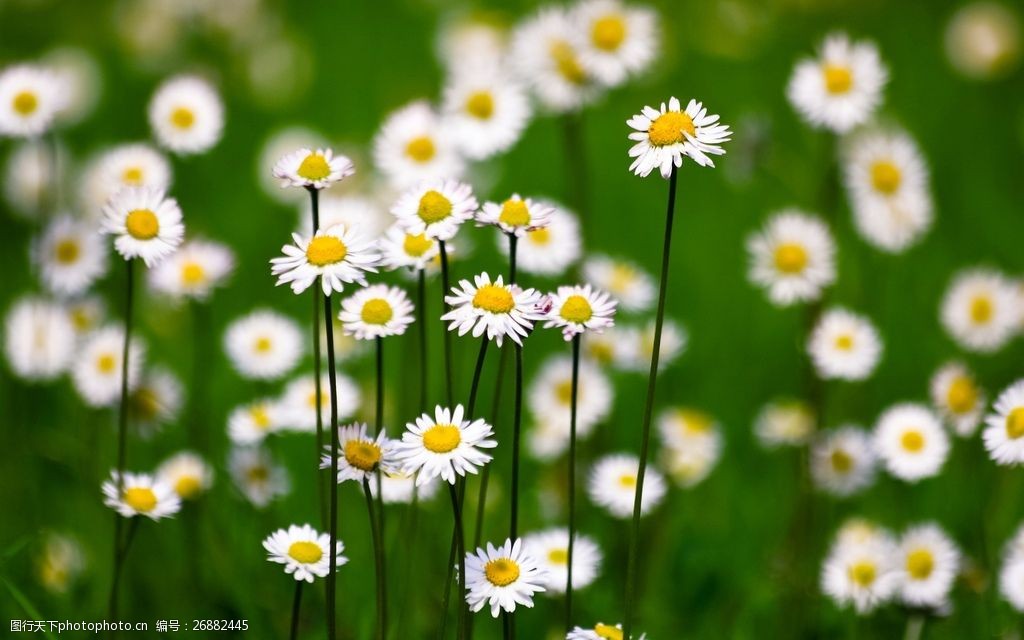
[323,288,340,640]
[509,344,523,540]
[363,477,387,640]
[565,335,580,631]
[108,258,134,625]
[107,516,139,629]
[440,241,454,407]
[903,614,925,640]
[449,482,467,640]
[417,268,428,410]
[310,188,327,531]
[289,581,303,640]
[473,345,508,547]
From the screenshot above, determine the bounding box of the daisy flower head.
[36,532,85,595]
[394,405,497,486]
[568,623,644,640]
[747,209,836,306]
[442,272,545,347]
[369,470,441,505]
[574,0,659,87]
[148,238,235,301]
[658,407,723,457]
[810,426,877,497]
[258,126,329,202]
[945,3,1023,81]
[940,268,1019,353]
[528,355,613,439]
[148,75,224,155]
[229,446,290,508]
[4,140,62,219]
[897,523,961,609]
[465,538,547,617]
[1001,524,1024,612]
[65,295,105,336]
[660,437,723,489]
[543,284,616,341]
[72,326,144,408]
[523,528,602,594]
[378,223,440,271]
[102,471,180,520]
[618,318,688,373]
[437,14,510,77]
[0,64,66,138]
[873,403,950,482]
[45,47,100,125]
[320,422,398,484]
[391,178,478,242]
[223,309,303,381]
[263,524,347,583]
[156,451,213,501]
[582,255,655,313]
[4,296,76,382]
[100,187,185,267]
[787,33,888,133]
[228,398,284,445]
[280,372,360,432]
[477,194,554,238]
[588,453,666,519]
[511,8,600,113]
[83,143,173,219]
[983,380,1024,466]
[930,361,985,437]
[273,147,355,191]
[128,366,184,437]
[442,70,532,160]
[271,223,380,296]
[754,399,816,448]
[807,308,883,381]
[627,96,732,177]
[836,518,892,550]
[821,530,899,614]
[501,203,581,277]
[338,284,414,340]
[372,100,464,189]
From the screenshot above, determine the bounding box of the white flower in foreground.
[257,126,329,202]
[821,531,899,614]
[229,447,290,508]
[940,269,1019,353]
[148,75,224,155]
[4,296,75,382]
[477,194,554,238]
[754,399,816,447]
[148,238,234,301]
[0,64,66,138]
[807,308,882,381]
[128,366,183,437]
[588,453,666,519]
[810,426,877,497]
[378,223,440,272]
[373,100,463,189]
[273,148,355,190]
[747,210,836,306]
[101,187,184,267]
[280,373,360,433]
[511,8,600,113]
[223,309,302,381]
[102,471,180,520]
[787,33,888,133]
[72,326,144,407]
[542,284,617,341]
[627,96,732,177]
[897,523,961,609]
[391,178,478,242]
[929,361,985,437]
[338,284,414,340]
[873,403,949,482]
[528,354,613,439]
[442,71,532,160]
[568,623,645,640]
[394,405,496,486]
[271,223,380,296]
[263,524,347,583]
[582,255,655,313]
[156,451,213,501]
[228,399,285,445]
[984,380,1024,466]
[320,423,398,484]
[465,538,547,617]
[83,143,173,219]
[442,272,545,347]
[523,528,602,593]
[945,3,1022,81]
[575,0,658,87]
[501,204,581,277]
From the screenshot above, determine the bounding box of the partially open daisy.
[940,268,1019,354]
[587,453,666,519]
[273,148,355,190]
[101,187,184,267]
[787,33,888,133]
[821,530,899,614]
[528,355,613,438]
[984,380,1024,466]
[223,309,303,381]
[84,143,173,218]
[582,255,655,313]
[372,100,464,189]
[627,96,732,177]
[72,326,144,408]
[3,296,75,382]
[465,538,547,617]
[156,451,213,501]
[272,223,380,296]
[228,398,284,445]
[442,272,545,346]
[280,372,360,432]
[263,524,347,583]
[128,366,183,437]
[102,471,180,520]
[512,8,600,113]
[575,0,658,87]
[873,403,949,482]
[477,194,554,238]
[523,528,602,594]
[542,284,617,341]
[810,426,877,497]
[747,209,836,306]
[930,361,985,437]
[229,446,290,508]
[391,178,478,242]
[500,204,581,277]
[338,284,414,340]
[897,523,961,609]
[754,399,816,447]
[148,75,224,155]
[378,223,440,271]
[807,308,883,381]
[568,623,645,640]
[394,405,496,486]
[320,422,398,484]
[442,71,532,160]
[148,238,234,301]
[0,64,66,138]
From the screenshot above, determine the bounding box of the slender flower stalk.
[508,233,523,542]
[363,476,386,640]
[440,241,454,406]
[309,187,327,530]
[416,269,429,408]
[472,346,508,548]
[561,112,589,236]
[323,288,341,640]
[904,614,925,640]
[565,334,581,630]
[108,516,140,623]
[372,336,387,638]
[289,581,303,640]
[449,482,467,640]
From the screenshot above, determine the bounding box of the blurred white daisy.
[36,532,85,594]
[298,193,391,242]
[102,471,180,520]
[575,0,658,87]
[523,528,602,594]
[271,223,380,296]
[273,148,355,191]
[442,272,545,346]
[477,194,554,238]
[627,97,732,177]
[148,238,234,301]
[542,284,617,341]
[512,8,600,113]
[754,399,816,448]
[101,187,185,267]
[65,295,105,336]
[72,326,144,407]
[128,366,183,437]
[465,538,547,617]
[945,2,1022,81]
[391,178,478,242]
[156,451,213,501]
[807,308,883,381]
[44,47,101,125]
[787,33,888,133]
[4,141,63,219]
[810,426,877,497]
[568,623,644,640]
[0,64,66,138]
[821,531,899,614]
[582,255,654,313]
[873,403,949,482]
[378,223,440,271]
[501,204,581,277]
[747,209,836,306]
[442,71,531,160]
[228,398,284,445]
[660,438,722,489]
[229,446,290,508]
[1001,524,1024,612]
[658,408,723,458]
[372,100,464,189]
[280,372,360,433]
[223,309,303,380]
[940,268,1019,353]
[320,422,398,484]
[81,143,173,220]
[929,361,985,437]
[836,518,893,550]
[587,453,666,519]
[394,404,496,486]
[897,523,961,609]
[436,15,509,77]
[528,355,613,439]
[4,296,76,382]
[617,319,687,373]
[148,75,224,155]
[263,524,347,583]
[368,469,441,505]
[338,284,414,340]
[983,379,1024,466]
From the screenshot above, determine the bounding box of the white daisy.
[36,532,85,594]
[511,8,600,113]
[394,405,496,486]
[148,238,234,301]
[72,326,144,408]
[945,3,1023,81]
[660,438,722,489]
[391,178,478,242]
[156,451,213,501]
[83,143,173,219]
[279,372,360,433]
[897,523,961,609]
[0,64,66,138]
[821,532,899,614]
[523,528,602,594]
[442,272,545,347]
[581,325,630,367]
[102,471,180,520]
[273,147,355,191]
[810,426,877,497]
[929,361,985,437]
[582,255,655,313]
[787,33,888,133]
[65,295,105,336]
[442,70,532,160]
[836,518,893,550]
[228,398,285,445]
[587,453,666,519]
[3,296,76,382]
[500,204,581,277]
[542,284,617,341]
[223,309,303,381]
[257,126,329,203]
[807,308,883,381]
[983,380,1024,466]
[44,47,101,125]
[873,403,950,482]
[100,187,185,267]
[477,194,554,238]
[298,193,391,243]
[372,100,464,189]
[940,268,1019,353]
[378,223,440,272]
[1001,524,1024,612]
[568,623,644,640]
[229,446,290,508]
[574,0,658,87]
[263,524,347,583]
[747,209,836,306]
[271,223,380,296]
[617,319,688,373]
[148,75,224,155]
[338,284,415,340]
[528,355,613,439]
[4,140,63,219]
[754,399,816,447]
[465,538,547,617]
[128,366,183,437]
[320,423,398,484]
[627,96,732,177]
[436,15,509,77]
[368,470,441,505]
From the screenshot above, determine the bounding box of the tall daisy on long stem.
[622,96,730,639]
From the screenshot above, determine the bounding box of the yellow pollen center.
[970,296,993,324]
[648,111,696,147]
[97,354,117,374]
[13,90,38,115]
[122,166,144,185]
[848,561,876,587]
[297,153,331,181]
[361,299,393,325]
[528,228,551,245]
[901,429,925,452]
[125,209,160,240]
[465,91,495,119]
[834,334,854,351]
[871,160,902,194]
[247,465,268,482]
[679,410,713,434]
[132,388,160,421]
[170,106,195,129]
[254,337,272,353]
[550,40,587,85]
[344,439,382,472]
[403,233,433,257]
[774,243,808,274]
[830,449,853,473]
[288,541,323,564]
[422,424,461,453]
[822,64,853,94]
[250,405,271,429]
[123,487,157,512]
[181,263,205,285]
[472,284,515,313]
[54,239,80,264]
[306,236,348,266]
[174,475,202,499]
[547,548,569,565]
[946,377,978,414]
[555,379,573,405]
[417,190,453,224]
[594,624,624,640]
[484,558,520,587]
[618,474,637,488]
[1006,407,1024,440]
[560,295,593,323]
[499,199,531,227]
[592,14,627,51]
[405,136,436,163]
[906,548,934,580]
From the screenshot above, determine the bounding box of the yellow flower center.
[170,106,195,129]
[297,153,331,181]
[1007,407,1024,440]
[417,190,453,224]
[306,236,348,266]
[12,90,38,115]
[527,227,551,245]
[870,160,902,195]
[122,166,144,184]
[609,264,636,292]
[499,199,531,227]
[834,334,854,351]
[123,487,157,512]
[484,558,520,587]
[970,295,993,324]
[550,40,587,85]
[246,465,269,482]
[679,410,713,434]
[465,91,495,119]
[848,560,876,587]
[560,295,593,323]
[174,475,202,499]
[592,14,627,51]
[125,209,160,240]
[618,474,637,488]
[906,548,934,580]
[288,541,323,564]
[403,233,433,257]
[97,354,117,374]
[344,439,382,472]
[647,111,696,147]
[131,387,160,421]
[594,624,623,640]
[422,424,461,453]
[181,262,205,285]
[405,136,436,163]
[830,449,853,473]
[946,376,978,414]
[254,337,273,353]
[555,379,573,405]
[822,64,853,94]
[361,299,393,325]
[901,429,925,452]
[773,243,808,274]
[250,405,271,429]
[547,548,569,565]
[54,239,80,264]
[472,284,515,314]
